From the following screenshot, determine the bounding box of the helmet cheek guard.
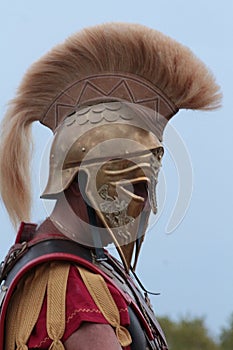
[82,148,163,271]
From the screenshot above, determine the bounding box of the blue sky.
[0,0,232,337]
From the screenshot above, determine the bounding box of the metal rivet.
[81,147,86,152]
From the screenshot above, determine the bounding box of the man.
[0,23,221,349]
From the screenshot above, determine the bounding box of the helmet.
[41,99,167,270]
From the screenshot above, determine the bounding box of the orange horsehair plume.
[0,23,221,226]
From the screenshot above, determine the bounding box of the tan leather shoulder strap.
[47,262,70,350]
[77,266,132,347]
[5,262,70,350]
[6,264,49,350]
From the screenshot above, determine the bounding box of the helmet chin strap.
[85,202,107,261]
[132,210,149,271]
[77,172,107,261]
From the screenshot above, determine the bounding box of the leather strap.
[78,266,132,347]
[5,264,49,350]
[47,262,69,350]
[4,238,94,288]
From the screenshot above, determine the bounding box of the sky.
[0,0,232,338]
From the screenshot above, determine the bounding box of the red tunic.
[27,265,130,349]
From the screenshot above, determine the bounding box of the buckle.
[0,283,8,308]
[0,242,28,283]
